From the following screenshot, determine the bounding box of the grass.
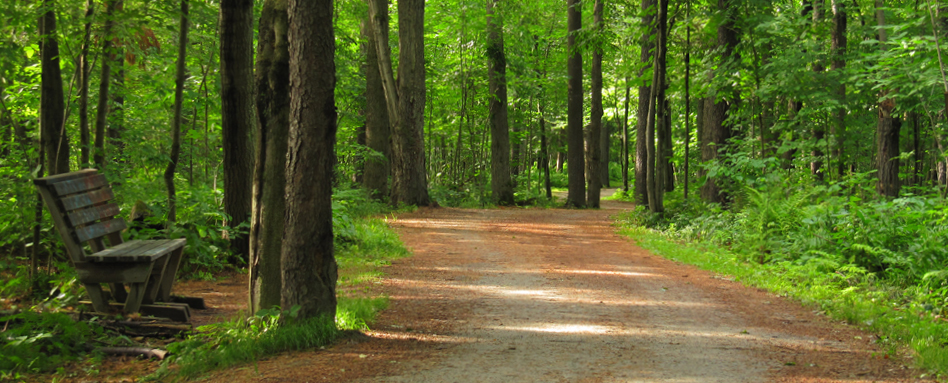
[618,223,948,379]
[145,212,411,381]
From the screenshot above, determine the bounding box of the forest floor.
[39,189,935,382]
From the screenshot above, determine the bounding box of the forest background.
[6,0,948,378]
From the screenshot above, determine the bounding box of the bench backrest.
[34,169,127,264]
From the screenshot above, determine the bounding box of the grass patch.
[618,223,948,378]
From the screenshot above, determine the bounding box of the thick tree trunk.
[487,0,513,205]
[875,0,900,197]
[40,0,69,176]
[249,0,289,314]
[652,0,668,211]
[584,0,603,208]
[221,0,255,261]
[391,0,431,206]
[165,0,189,223]
[566,0,585,208]
[700,0,738,204]
[78,0,94,168]
[283,0,338,321]
[634,0,655,207]
[362,9,391,200]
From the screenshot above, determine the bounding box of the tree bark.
[811,0,825,182]
[634,0,655,207]
[283,0,338,321]
[391,0,431,206]
[220,0,255,261]
[362,8,391,200]
[249,0,289,314]
[600,119,610,188]
[585,0,603,208]
[875,0,900,197]
[566,0,585,208]
[40,0,69,176]
[652,0,669,211]
[78,0,94,168]
[831,0,847,179]
[622,79,630,192]
[487,0,513,205]
[700,0,738,204]
[94,0,120,169]
[165,0,189,223]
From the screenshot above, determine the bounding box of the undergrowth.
[617,176,948,377]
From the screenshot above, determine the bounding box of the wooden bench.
[34,169,188,317]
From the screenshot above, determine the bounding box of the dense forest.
[5,0,948,378]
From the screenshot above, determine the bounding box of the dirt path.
[206,190,931,382]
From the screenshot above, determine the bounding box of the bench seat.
[88,239,187,263]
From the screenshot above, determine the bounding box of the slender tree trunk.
[622,78,630,192]
[282,0,338,321]
[585,0,603,207]
[635,0,655,207]
[249,0,289,314]
[600,118,610,188]
[94,0,120,169]
[653,0,669,209]
[487,0,513,205]
[362,9,391,200]
[684,1,691,200]
[165,0,189,223]
[566,0,585,208]
[811,0,826,182]
[40,0,69,176]
[831,0,847,179]
[78,0,94,168]
[221,0,255,260]
[875,0,900,197]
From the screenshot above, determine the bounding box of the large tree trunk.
[94,0,120,169]
[220,0,255,261]
[651,0,668,212]
[165,0,189,223]
[283,0,338,321]
[634,0,655,207]
[249,0,289,314]
[566,0,585,208]
[78,0,94,168]
[487,0,513,205]
[362,8,391,200]
[700,0,738,204]
[40,0,69,176]
[875,0,900,197]
[831,0,847,179]
[585,0,603,208]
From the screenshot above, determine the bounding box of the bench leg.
[156,246,184,302]
[84,283,111,313]
[144,256,169,304]
[124,280,148,314]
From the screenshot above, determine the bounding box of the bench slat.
[61,188,115,211]
[33,169,99,186]
[88,239,185,262]
[51,174,109,196]
[75,218,127,243]
[67,203,121,227]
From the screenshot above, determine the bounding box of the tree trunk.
[94,0,120,169]
[634,0,655,207]
[566,0,585,208]
[831,0,846,179]
[600,119,610,189]
[249,0,289,314]
[622,79,630,192]
[109,52,125,158]
[700,0,738,204]
[684,2,691,200]
[585,0,603,208]
[362,8,391,200]
[283,0,338,321]
[487,0,513,205]
[78,0,94,168]
[40,0,69,176]
[220,0,255,261]
[392,0,430,206]
[875,0,900,197]
[165,0,189,223]
[653,0,669,210]
[811,0,825,182]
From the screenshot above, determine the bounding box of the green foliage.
[0,312,104,377]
